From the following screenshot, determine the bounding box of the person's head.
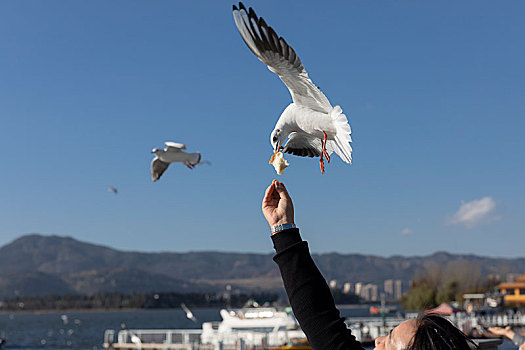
[374,313,476,350]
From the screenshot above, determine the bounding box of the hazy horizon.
[4,232,524,259]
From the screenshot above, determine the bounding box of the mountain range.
[0,234,523,299]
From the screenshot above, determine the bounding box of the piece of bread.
[269,152,289,175]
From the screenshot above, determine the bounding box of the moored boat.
[103,306,308,350]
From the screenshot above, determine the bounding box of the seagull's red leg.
[319,134,326,174]
[322,131,330,163]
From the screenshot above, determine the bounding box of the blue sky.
[0,0,523,257]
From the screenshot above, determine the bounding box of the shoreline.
[0,307,165,315]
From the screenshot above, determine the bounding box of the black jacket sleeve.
[272,228,364,350]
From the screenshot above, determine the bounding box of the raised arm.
[262,180,364,350]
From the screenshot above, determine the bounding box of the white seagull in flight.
[233,3,352,174]
[151,142,202,182]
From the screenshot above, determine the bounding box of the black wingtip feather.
[258,17,268,28]
[283,147,318,158]
[260,20,275,51]
[234,2,304,73]
[279,37,289,60]
[268,27,282,53]
[253,14,272,51]
[245,8,267,52]
[248,5,258,23]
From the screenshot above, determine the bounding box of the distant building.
[384,279,403,300]
[360,284,370,300]
[384,279,394,299]
[498,274,525,306]
[369,284,379,301]
[360,283,379,301]
[355,282,363,297]
[343,282,352,294]
[394,280,403,300]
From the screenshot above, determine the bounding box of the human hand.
[262,180,294,228]
[488,326,513,339]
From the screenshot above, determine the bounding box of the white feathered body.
[158,151,201,165]
[276,103,352,164]
[277,103,337,140]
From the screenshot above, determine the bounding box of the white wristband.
[271,223,296,235]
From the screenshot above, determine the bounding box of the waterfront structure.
[497,273,525,306]
[102,308,525,350]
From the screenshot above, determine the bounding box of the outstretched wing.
[233,2,332,113]
[283,132,325,158]
[165,141,186,151]
[151,158,170,182]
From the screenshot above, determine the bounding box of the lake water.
[0,307,518,350]
[0,308,221,349]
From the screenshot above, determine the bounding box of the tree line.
[0,291,280,311]
[401,260,499,311]
[0,288,361,312]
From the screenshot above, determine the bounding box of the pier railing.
[103,329,305,350]
[449,313,525,335]
[104,329,209,350]
[103,314,524,350]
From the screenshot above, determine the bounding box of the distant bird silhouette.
[107,186,118,194]
[181,303,198,323]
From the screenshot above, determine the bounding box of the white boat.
[201,307,306,348]
[103,307,307,350]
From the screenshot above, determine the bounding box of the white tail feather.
[328,105,352,164]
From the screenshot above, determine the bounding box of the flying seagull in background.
[107,186,118,195]
[151,142,202,182]
[181,303,198,323]
[232,2,352,174]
